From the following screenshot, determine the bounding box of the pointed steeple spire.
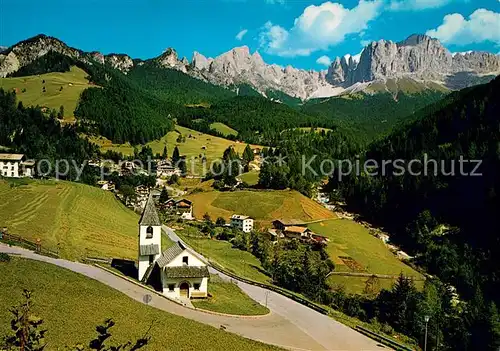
[139,193,161,226]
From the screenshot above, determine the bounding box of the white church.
[138,194,209,300]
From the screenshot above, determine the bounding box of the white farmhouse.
[230,214,254,233]
[0,154,35,178]
[138,193,209,300]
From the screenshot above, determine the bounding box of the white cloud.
[426,9,500,46]
[235,29,249,41]
[316,55,332,66]
[389,0,452,11]
[259,0,383,57]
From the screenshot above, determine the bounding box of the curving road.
[162,226,385,351]
[1,238,384,351]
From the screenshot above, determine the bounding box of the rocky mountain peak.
[191,51,212,70]
[326,34,499,89]
[157,47,178,65]
[397,34,434,47]
[1,33,498,99]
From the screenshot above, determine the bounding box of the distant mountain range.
[1,34,499,100]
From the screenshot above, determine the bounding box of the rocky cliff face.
[0,34,135,77]
[326,34,500,89]
[1,34,498,98]
[184,46,335,100]
[154,48,188,73]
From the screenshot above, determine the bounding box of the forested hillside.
[74,63,175,144]
[302,91,447,142]
[0,88,98,172]
[127,62,235,104]
[178,96,337,143]
[8,51,82,77]
[328,77,500,350]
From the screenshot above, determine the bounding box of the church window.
[146,226,153,238]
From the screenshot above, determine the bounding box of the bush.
[0,252,11,262]
[381,323,394,335]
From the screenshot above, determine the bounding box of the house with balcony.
[230,214,254,233]
[0,154,35,178]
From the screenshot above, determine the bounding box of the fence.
[0,232,59,258]
[355,326,415,351]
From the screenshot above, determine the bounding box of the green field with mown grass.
[186,190,336,228]
[308,219,424,294]
[177,225,270,284]
[0,66,94,122]
[0,179,140,260]
[93,125,259,175]
[0,257,278,350]
[238,171,260,186]
[210,122,238,137]
[192,274,269,315]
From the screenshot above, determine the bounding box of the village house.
[120,161,137,176]
[0,154,35,178]
[272,219,306,231]
[271,219,328,244]
[311,233,330,245]
[265,228,284,241]
[282,226,313,240]
[162,198,194,220]
[230,215,254,233]
[156,160,181,178]
[138,194,208,300]
[97,180,115,191]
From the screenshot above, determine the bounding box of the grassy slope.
[177,226,270,284]
[93,125,259,174]
[186,190,336,228]
[0,180,139,260]
[210,122,238,137]
[192,274,269,315]
[0,66,93,122]
[308,219,424,294]
[238,171,260,186]
[0,258,278,350]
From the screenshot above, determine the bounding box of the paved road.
[162,226,385,351]
[2,236,384,350]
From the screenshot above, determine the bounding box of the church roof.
[156,242,186,268]
[139,244,160,256]
[163,266,209,278]
[139,193,161,226]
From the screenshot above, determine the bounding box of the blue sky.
[1,0,498,70]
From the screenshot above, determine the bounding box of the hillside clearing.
[0,66,93,122]
[308,219,424,293]
[0,257,278,350]
[239,171,260,186]
[92,125,260,174]
[186,190,336,228]
[210,122,238,137]
[0,179,139,260]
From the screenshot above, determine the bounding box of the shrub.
[0,252,11,262]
